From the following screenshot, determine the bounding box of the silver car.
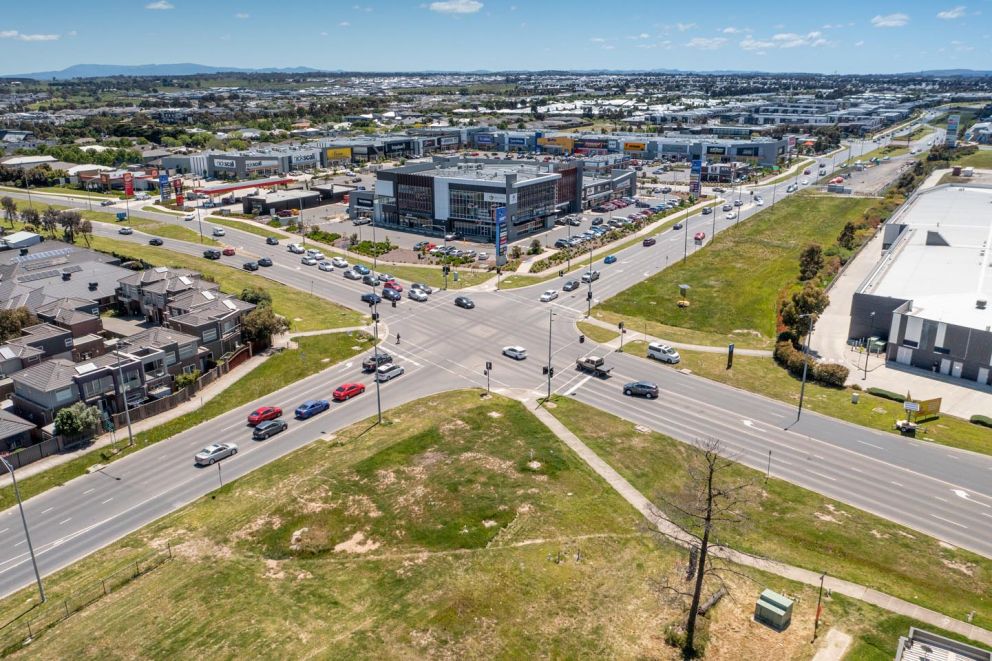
[408,288,428,302]
[194,442,238,466]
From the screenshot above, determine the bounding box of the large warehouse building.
[849,185,992,386]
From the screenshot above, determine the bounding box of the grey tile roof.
[0,342,44,360]
[128,326,199,350]
[0,408,36,440]
[11,358,77,392]
[20,323,70,341]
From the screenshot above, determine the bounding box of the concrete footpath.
[580,316,773,357]
[529,401,992,647]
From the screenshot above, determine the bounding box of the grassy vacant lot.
[597,195,876,349]
[623,341,992,455]
[206,216,286,240]
[908,126,935,141]
[118,215,218,245]
[87,236,364,332]
[0,332,375,512]
[760,159,815,185]
[858,144,910,163]
[954,150,992,170]
[0,186,121,200]
[577,321,619,344]
[546,397,992,631]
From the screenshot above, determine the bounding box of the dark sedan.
[562,280,580,292]
[454,296,475,309]
[252,419,288,440]
[622,381,659,399]
[361,292,381,305]
[258,257,273,267]
[149,238,164,246]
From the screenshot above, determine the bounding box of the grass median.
[544,396,992,631]
[118,215,219,245]
[576,321,619,344]
[0,331,375,512]
[86,236,364,332]
[206,216,287,240]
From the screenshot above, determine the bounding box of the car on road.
[502,346,527,360]
[733,200,743,207]
[383,280,403,292]
[305,249,325,260]
[382,288,401,302]
[539,289,558,302]
[444,233,462,241]
[454,296,475,309]
[554,238,571,249]
[563,280,580,292]
[288,243,305,254]
[360,292,381,305]
[331,257,348,269]
[800,179,809,185]
[694,231,706,241]
[411,282,433,295]
[647,342,680,364]
[701,207,712,215]
[242,261,259,271]
[343,269,361,280]
[118,226,133,235]
[673,222,684,231]
[248,406,283,425]
[149,237,163,246]
[194,442,238,466]
[722,204,733,212]
[213,227,226,237]
[375,363,405,382]
[301,256,318,266]
[408,288,428,302]
[622,381,659,399]
[603,255,617,264]
[295,399,329,419]
[353,264,371,275]
[100,199,116,207]
[362,274,378,286]
[725,212,735,220]
[318,261,334,272]
[712,187,725,193]
[362,352,392,371]
[642,237,656,247]
[252,418,288,440]
[591,217,604,226]
[254,257,271,268]
[266,236,279,245]
[333,382,366,401]
[203,249,222,260]
[223,247,236,256]
[183,213,195,222]
[581,270,600,283]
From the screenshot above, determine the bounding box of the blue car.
[295,399,329,419]
[604,255,618,264]
[382,288,401,302]
[353,264,371,275]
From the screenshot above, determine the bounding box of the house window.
[182,364,196,374]
[202,328,218,343]
[55,388,74,403]
[164,351,177,366]
[64,338,73,348]
[179,343,196,360]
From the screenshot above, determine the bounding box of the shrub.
[866,387,905,403]
[306,228,341,244]
[175,370,200,390]
[970,415,992,429]
[814,362,849,387]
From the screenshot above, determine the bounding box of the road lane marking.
[82,488,95,495]
[14,541,23,547]
[857,440,884,450]
[807,469,837,482]
[58,518,71,525]
[41,507,53,514]
[0,529,7,534]
[934,496,948,503]
[891,481,903,487]
[930,514,967,529]
[567,376,591,396]
[101,498,113,504]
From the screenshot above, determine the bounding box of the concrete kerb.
[527,399,992,647]
[579,316,773,357]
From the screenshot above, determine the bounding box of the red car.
[247,406,282,426]
[333,382,366,401]
[694,231,706,241]
[222,247,236,256]
[383,280,403,292]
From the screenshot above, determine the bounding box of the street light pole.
[369,297,383,424]
[862,311,875,380]
[586,245,593,318]
[545,309,555,403]
[114,341,135,447]
[0,456,45,603]
[796,313,815,421]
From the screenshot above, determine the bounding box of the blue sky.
[1,0,990,75]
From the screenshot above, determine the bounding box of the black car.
[701,207,713,215]
[454,296,475,309]
[622,381,659,399]
[252,419,288,440]
[673,222,683,231]
[148,238,164,246]
[362,352,392,372]
[361,292,381,305]
[563,280,580,292]
[242,261,259,271]
[362,274,378,286]
[203,249,222,260]
[591,217,604,226]
[382,288,401,302]
[642,237,657,247]
[258,257,273,267]
[265,236,280,245]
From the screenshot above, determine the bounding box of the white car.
[288,243,305,254]
[118,226,133,235]
[540,289,558,302]
[194,442,238,466]
[212,227,225,237]
[800,179,809,185]
[408,288,428,302]
[502,346,527,360]
[647,342,681,364]
[301,256,318,266]
[317,261,334,272]
[305,249,325,260]
[755,198,764,206]
[183,213,195,222]
[331,257,349,269]
[343,269,361,280]
[725,212,735,220]
[477,252,488,261]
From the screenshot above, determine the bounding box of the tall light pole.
[368,296,383,424]
[0,456,45,603]
[862,311,875,380]
[545,309,555,403]
[585,245,593,317]
[796,313,815,421]
[114,340,135,447]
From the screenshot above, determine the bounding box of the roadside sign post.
[494,206,508,291]
[727,343,735,370]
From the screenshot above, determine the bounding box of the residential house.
[166,290,255,361]
[117,266,219,323]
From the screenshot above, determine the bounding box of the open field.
[597,196,877,349]
[0,332,375,512]
[545,396,992,630]
[623,341,992,456]
[760,159,816,186]
[118,215,219,245]
[577,321,619,344]
[857,144,910,163]
[86,237,365,332]
[142,206,184,216]
[954,150,992,170]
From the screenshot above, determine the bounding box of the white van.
[375,363,405,382]
[647,342,680,364]
[288,243,305,254]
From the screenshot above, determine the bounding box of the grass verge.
[206,216,286,240]
[141,206,184,216]
[0,332,375,512]
[545,396,992,630]
[623,341,992,455]
[576,321,619,344]
[86,236,364,332]
[954,150,992,170]
[119,216,219,245]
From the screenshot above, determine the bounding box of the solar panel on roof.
[0,347,15,360]
[202,290,215,300]
[222,299,237,310]
[17,270,60,283]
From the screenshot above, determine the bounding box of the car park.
[194,443,238,466]
[603,255,617,264]
[591,217,604,226]
[539,289,558,302]
[252,419,288,440]
[149,237,164,246]
[562,280,580,292]
[647,342,680,364]
[333,382,366,401]
[360,292,381,305]
[213,227,226,237]
[331,257,349,268]
[642,237,656,247]
[243,261,259,271]
[375,363,405,382]
[295,399,329,419]
[203,249,222,260]
[118,226,133,235]
[382,288,401,302]
[622,381,659,399]
[318,261,334,272]
[502,346,527,360]
[694,231,706,241]
[301,256,318,266]
[408,288,428,302]
[454,296,475,309]
[343,269,361,280]
[266,236,279,245]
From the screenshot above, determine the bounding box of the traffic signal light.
[486,361,492,371]
[558,270,564,277]
[579,335,585,344]
[391,300,397,308]
[618,321,625,331]
[587,291,592,301]
[542,365,549,375]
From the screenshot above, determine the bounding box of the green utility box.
[754,589,793,631]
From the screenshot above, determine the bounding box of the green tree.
[20,207,39,229]
[528,239,542,255]
[0,196,16,227]
[41,206,61,237]
[239,286,272,307]
[837,222,857,250]
[0,307,39,343]
[780,283,830,340]
[54,402,101,438]
[79,220,93,247]
[241,306,290,347]
[59,209,82,244]
[798,243,824,281]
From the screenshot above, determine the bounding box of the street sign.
[122,172,134,197]
[903,401,920,412]
[159,173,171,201]
[689,159,702,197]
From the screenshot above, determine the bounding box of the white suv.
[288,243,305,254]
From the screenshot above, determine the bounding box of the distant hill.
[5,63,323,80]
[898,69,992,77]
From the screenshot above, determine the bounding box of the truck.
[576,355,613,377]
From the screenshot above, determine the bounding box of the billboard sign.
[538,136,575,151]
[706,145,726,155]
[476,134,494,144]
[172,178,183,195]
[508,137,527,146]
[325,147,352,161]
[946,114,960,148]
[356,197,374,208]
[439,137,459,146]
[122,172,134,197]
[576,139,608,150]
[158,173,171,201]
[175,194,184,206]
[494,206,508,258]
[623,142,647,152]
[245,159,277,169]
[214,159,237,169]
[292,153,317,164]
[483,192,506,203]
[918,397,942,416]
[689,159,702,197]
[787,136,797,150]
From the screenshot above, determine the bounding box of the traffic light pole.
[545,309,555,404]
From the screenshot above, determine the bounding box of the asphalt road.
[2,129,988,599]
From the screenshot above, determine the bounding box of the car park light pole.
[0,456,45,603]
[585,246,593,318]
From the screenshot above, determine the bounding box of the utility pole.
[585,246,593,317]
[796,313,815,421]
[485,361,492,395]
[114,341,135,447]
[1,457,45,603]
[812,572,827,641]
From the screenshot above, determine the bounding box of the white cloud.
[589,37,607,43]
[740,36,776,51]
[353,4,373,11]
[145,0,174,8]
[686,37,727,49]
[235,12,250,19]
[676,22,696,31]
[602,44,615,50]
[871,13,909,27]
[951,39,974,51]
[339,21,351,27]
[429,0,483,14]
[722,26,741,34]
[320,31,328,36]
[854,40,865,46]
[937,6,966,19]
[771,31,828,48]
[0,30,60,41]
[626,32,650,40]
[66,30,77,37]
